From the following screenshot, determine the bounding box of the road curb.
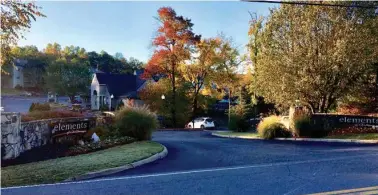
[211,132,378,144]
[211,132,260,140]
[64,144,168,182]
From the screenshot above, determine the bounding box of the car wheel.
[188,125,192,128]
[200,125,205,129]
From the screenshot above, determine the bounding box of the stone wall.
[1,113,102,160]
[1,112,22,160]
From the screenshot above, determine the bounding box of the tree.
[44,59,91,101]
[211,36,241,123]
[1,0,45,73]
[181,38,221,119]
[11,45,48,88]
[143,7,201,127]
[254,2,378,113]
[44,43,62,57]
[139,79,191,127]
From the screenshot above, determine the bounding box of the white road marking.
[2,153,378,190]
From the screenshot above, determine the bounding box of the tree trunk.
[228,89,231,124]
[171,67,177,127]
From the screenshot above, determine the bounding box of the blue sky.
[19,1,273,62]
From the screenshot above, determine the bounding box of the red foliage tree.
[143,7,200,127]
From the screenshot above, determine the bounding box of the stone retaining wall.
[1,113,105,160]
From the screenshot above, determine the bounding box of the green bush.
[114,105,158,141]
[292,113,313,137]
[29,103,51,112]
[99,104,109,111]
[228,114,250,132]
[116,101,125,110]
[257,115,291,139]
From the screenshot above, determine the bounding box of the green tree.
[254,2,378,113]
[45,59,91,101]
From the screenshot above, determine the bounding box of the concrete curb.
[64,144,168,182]
[211,132,378,144]
[211,132,260,140]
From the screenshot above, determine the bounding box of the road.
[1,96,70,113]
[2,131,378,195]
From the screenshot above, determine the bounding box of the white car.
[186,117,215,129]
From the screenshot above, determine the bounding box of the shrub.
[292,112,313,137]
[15,85,23,90]
[29,103,51,112]
[257,116,291,139]
[116,101,125,110]
[21,110,84,122]
[228,114,250,132]
[114,105,158,141]
[99,104,109,111]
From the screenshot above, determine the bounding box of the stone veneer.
[1,113,106,160]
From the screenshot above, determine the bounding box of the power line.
[242,0,378,9]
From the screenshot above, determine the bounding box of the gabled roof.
[95,73,146,98]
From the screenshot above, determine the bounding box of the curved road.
[3,131,378,195]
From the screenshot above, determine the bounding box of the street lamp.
[110,94,114,111]
[161,94,165,100]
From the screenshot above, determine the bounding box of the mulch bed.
[1,136,135,167]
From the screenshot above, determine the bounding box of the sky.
[19,1,274,63]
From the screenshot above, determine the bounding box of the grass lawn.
[2,141,164,187]
[1,88,24,96]
[326,133,378,140]
[214,131,260,138]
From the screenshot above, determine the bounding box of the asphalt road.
[3,131,378,195]
[1,96,70,113]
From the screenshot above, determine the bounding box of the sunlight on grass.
[1,88,24,95]
[215,131,260,138]
[1,141,164,187]
[326,133,378,140]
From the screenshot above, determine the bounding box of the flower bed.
[66,136,135,156]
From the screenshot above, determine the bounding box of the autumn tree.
[181,38,221,119]
[254,2,378,113]
[1,0,45,73]
[143,7,201,127]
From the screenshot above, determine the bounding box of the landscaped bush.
[21,110,84,122]
[99,104,109,111]
[114,105,158,141]
[29,102,51,112]
[257,115,291,139]
[228,114,250,132]
[116,101,125,110]
[292,112,313,137]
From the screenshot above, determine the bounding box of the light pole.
[110,94,114,111]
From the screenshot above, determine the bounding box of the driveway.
[3,131,378,195]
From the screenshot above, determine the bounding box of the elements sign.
[51,121,90,137]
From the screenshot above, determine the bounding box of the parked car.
[186,117,215,129]
[21,91,32,97]
[71,95,83,104]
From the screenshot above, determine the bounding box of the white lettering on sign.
[52,122,89,134]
